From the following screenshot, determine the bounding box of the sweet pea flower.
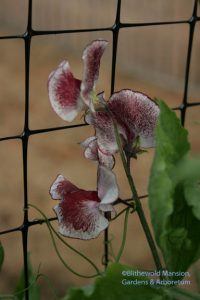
[48,39,108,121]
[48,39,160,239]
[50,166,118,240]
[85,90,160,156]
[48,38,159,155]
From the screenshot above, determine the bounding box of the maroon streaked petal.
[97,165,119,204]
[86,110,126,155]
[48,60,84,122]
[81,39,108,108]
[108,90,160,148]
[50,175,79,200]
[54,190,109,240]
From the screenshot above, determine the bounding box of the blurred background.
[0,0,199,298]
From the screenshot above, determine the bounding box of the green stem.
[50,223,100,274]
[102,235,116,262]
[47,222,98,278]
[108,239,117,261]
[116,198,136,209]
[113,122,163,276]
[127,157,163,275]
[0,265,42,300]
[115,208,130,263]
[29,204,102,278]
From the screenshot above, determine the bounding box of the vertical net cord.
[104,0,121,269]
[21,0,32,299]
[181,0,198,127]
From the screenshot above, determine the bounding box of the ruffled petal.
[81,136,98,161]
[81,39,108,110]
[80,136,97,148]
[97,165,119,204]
[81,136,115,168]
[85,111,121,154]
[50,175,110,239]
[50,175,79,200]
[98,149,115,169]
[48,60,84,122]
[53,189,109,240]
[108,90,160,148]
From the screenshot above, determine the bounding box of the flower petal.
[48,60,84,122]
[81,136,98,161]
[50,175,79,200]
[98,165,119,204]
[108,90,160,148]
[85,111,120,154]
[99,203,115,212]
[81,136,115,168]
[80,136,97,148]
[54,190,109,240]
[81,39,108,109]
[98,149,115,169]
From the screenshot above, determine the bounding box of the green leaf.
[14,255,40,300]
[166,286,200,300]
[0,242,4,272]
[194,264,200,293]
[172,157,200,220]
[62,263,167,300]
[149,100,200,277]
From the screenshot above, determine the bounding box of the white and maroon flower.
[85,90,160,155]
[48,39,160,239]
[48,39,108,122]
[50,166,118,240]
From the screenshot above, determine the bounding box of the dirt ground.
[0,32,199,298]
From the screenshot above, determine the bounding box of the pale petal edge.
[48,60,83,122]
[97,165,119,204]
[54,203,109,240]
[50,175,79,200]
